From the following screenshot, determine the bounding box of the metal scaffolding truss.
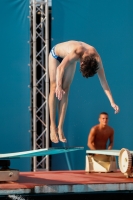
[30,0,49,171]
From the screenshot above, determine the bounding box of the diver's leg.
[49,53,59,143]
[58,63,76,142]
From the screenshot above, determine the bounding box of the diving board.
[0,147,83,182]
[86,148,133,178]
[86,149,120,156]
[0,147,84,159]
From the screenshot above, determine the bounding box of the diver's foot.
[50,127,59,143]
[58,128,67,143]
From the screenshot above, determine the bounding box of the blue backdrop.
[51,0,133,170]
[0,0,30,171]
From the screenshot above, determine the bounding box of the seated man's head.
[80,56,99,78]
[99,112,109,126]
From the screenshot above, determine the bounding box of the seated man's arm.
[87,127,97,150]
[108,129,114,150]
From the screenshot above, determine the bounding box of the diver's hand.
[111,103,120,114]
[55,86,65,100]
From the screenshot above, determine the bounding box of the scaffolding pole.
[30,0,49,171]
[45,0,49,170]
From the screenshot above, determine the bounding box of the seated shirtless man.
[87,112,114,150]
[49,40,119,143]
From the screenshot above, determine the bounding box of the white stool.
[85,151,117,172]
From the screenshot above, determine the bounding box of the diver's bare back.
[55,40,93,58]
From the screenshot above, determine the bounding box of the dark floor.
[2,192,133,200]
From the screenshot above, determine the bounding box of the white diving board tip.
[86,149,133,156]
